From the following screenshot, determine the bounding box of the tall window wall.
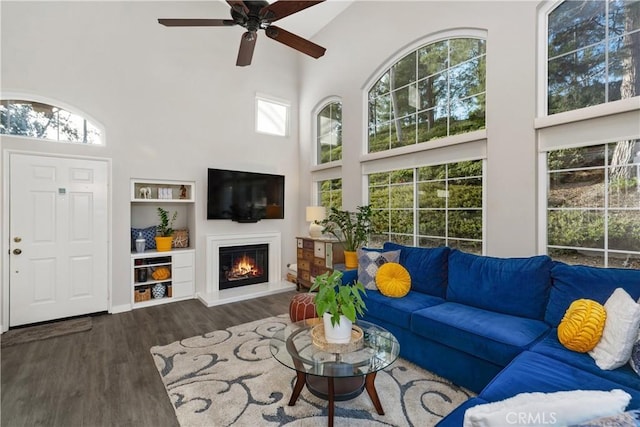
[540,0,640,269]
[365,33,486,252]
[368,160,484,253]
[367,37,486,152]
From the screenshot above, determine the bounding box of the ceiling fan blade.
[265,25,326,59]
[236,31,257,66]
[227,0,249,15]
[260,1,325,22]
[158,18,236,27]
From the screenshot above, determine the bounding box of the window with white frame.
[367,37,486,153]
[546,1,640,115]
[546,140,640,268]
[316,101,342,164]
[0,99,103,144]
[368,160,484,253]
[539,1,640,269]
[256,95,290,136]
[317,178,342,210]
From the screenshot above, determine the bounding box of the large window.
[367,37,486,153]
[546,140,640,268]
[547,0,640,115]
[317,101,342,164]
[317,178,342,210]
[368,160,484,253]
[0,99,102,144]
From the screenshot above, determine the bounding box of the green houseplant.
[310,270,367,343]
[318,205,374,268]
[155,207,177,252]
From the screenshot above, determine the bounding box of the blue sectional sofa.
[341,242,640,425]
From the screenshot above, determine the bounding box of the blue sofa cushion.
[447,250,553,320]
[382,242,449,298]
[411,302,550,366]
[531,329,640,391]
[545,262,640,326]
[479,351,640,410]
[361,289,444,329]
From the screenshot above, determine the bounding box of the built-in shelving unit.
[131,249,195,308]
[130,178,196,308]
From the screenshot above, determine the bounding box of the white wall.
[298,1,541,257]
[1,1,305,313]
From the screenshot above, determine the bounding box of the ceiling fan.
[158,1,327,67]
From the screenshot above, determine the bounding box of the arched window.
[546,1,640,115]
[0,98,103,144]
[316,100,342,164]
[367,37,486,153]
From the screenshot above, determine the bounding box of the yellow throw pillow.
[376,262,411,298]
[558,299,607,353]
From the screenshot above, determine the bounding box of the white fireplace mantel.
[199,232,295,307]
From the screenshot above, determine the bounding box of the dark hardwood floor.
[1,291,297,427]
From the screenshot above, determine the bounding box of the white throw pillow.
[589,288,640,370]
[463,389,631,427]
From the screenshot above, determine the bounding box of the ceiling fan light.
[243,31,256,42]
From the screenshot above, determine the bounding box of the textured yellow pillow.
[376,262,411,298]
[558,299,607,353]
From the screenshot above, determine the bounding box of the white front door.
[9,153,109,326]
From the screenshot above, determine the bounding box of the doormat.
[1,316,92,347]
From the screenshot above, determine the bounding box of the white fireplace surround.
[199,232,295,307]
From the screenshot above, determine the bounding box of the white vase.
[323,312,353,344]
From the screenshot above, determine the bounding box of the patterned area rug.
[150,314,473,426]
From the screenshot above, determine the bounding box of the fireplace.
[203,232,294,307]
[219,244,269,290]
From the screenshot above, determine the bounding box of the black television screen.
[207,168,284,222]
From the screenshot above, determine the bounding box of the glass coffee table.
[270,318,400,427]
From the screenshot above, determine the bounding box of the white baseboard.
[110,303,132,314]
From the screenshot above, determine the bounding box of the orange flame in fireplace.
[227,254,262,280]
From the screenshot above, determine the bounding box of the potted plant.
[318,205,373,268]
[309,270,367,343]
[155,207,177,252]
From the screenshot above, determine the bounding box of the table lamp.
[306,206,326,238]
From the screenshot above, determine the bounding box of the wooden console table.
[295,237,346,290]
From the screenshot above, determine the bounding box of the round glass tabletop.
[270,318,400,379]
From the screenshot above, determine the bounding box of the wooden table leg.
[288,371,306,406]
[365,372,384,415]
[327,377,335,427]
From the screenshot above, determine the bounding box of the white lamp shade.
[306,206,326,238]
[306,206,326,222]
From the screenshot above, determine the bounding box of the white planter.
[323,313,353,344]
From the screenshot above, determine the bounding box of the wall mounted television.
[207,168,285,222]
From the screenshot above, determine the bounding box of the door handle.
[13,249,22,255]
